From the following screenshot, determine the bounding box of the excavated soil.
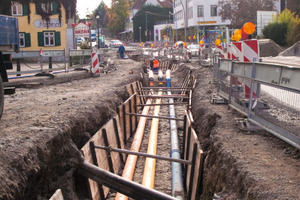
[0,53,299,200]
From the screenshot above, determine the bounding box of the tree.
[218,0,277,28]
[132,5,172,42]
[107,0,130,36]
[90,1,109,29]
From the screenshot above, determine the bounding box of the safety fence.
[213,57,300,149]
[4,49,108,79]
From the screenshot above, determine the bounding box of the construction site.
[0,39,299,200]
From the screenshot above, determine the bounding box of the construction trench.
[0,54,299,200]
[78,60,202,200]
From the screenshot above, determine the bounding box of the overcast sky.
[77,0,112,19]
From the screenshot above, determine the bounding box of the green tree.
[132,5,172,42]
[107,0,130,36]
[93,1,109,28]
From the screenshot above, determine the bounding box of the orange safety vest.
[153,60,159,68]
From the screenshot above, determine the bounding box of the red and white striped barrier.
[199,44,205,57]
[215,45,225,58]
[231,42,243,61]
[242,39,259,62]
[91,52,100,75]
[242,40,259,98]
[227,44,232,59]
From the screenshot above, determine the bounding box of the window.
[36,2,58,15]
[19,33,25,47]
[211,5,218,17]
[38,31,61,47]
[197,5,204,17]
[41,2,53,13]
[11,1,22,16]
[19,32,31,48]
[44,32,55,46]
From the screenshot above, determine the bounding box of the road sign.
[75,22,89,38]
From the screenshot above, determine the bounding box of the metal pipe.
[94,145,191,165]
[79,161,178,200]
[125,112,184,121]
[142,89,163,188]
[167,69,184,199]
[115,98,152,200]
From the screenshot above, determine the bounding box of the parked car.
[174,41,184,48]
[187,44,200,59]
[109,40,123,48]
[77,37,85,44]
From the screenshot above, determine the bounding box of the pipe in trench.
[167,69,184,199]
[115,72,154,200]
[142,69,163,188]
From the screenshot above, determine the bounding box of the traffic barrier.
[242,39,259,62]
[91,51,100,75]
[227,44,232,59]
[232,42,243,61]
[215,45,225,58]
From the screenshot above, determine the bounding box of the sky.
[77,0,112,19]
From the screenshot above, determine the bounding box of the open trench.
[2,56,299,200]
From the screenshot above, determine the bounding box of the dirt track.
[0,53,299,200]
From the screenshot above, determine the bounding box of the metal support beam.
[138,95,189,99]
[136,102,188,107]
[94,145,191,165]
[126,112,184,121]
[78,161,178,200]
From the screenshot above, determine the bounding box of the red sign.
[75,22,89,37]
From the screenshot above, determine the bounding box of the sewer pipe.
[115,73,153,200]
[142,70,163,188]
[167,69,184,199]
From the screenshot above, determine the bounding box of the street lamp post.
[163,0,185,42]
[178,0,187,42]
[169,11,177,42]
[95,11,100,49]
[139,26,141,42]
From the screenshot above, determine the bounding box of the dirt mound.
[279,41,300,56]
[258,39,284,57]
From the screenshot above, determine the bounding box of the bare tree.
[218,0,278,28]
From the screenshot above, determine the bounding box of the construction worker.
[153,59,159,74]
[118,44,125,59]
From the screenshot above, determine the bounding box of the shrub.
[262,22,288,46]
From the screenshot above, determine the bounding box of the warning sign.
[75,22,90,38]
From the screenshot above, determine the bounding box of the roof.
[131,0,147,9]
[158,0,173,8]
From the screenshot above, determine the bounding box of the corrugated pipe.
[166,69,184,199]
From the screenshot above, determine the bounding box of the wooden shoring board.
[131,82,141,106]
[183,110,204,200]
[137,81,146,105]
[80,116,125,200]
[171,64,178,71]
[123,97,131,140]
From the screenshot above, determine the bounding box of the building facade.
[173,0,231,43]
[7,1,75,51]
